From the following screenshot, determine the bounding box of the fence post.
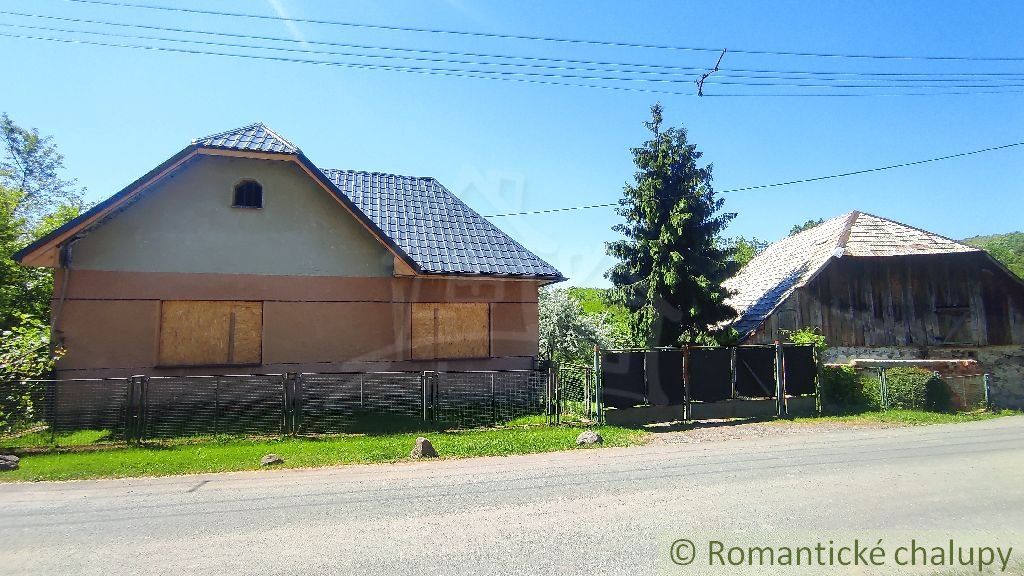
[879,368,887,410]
[983,373,991,409]
[421,372,428,423]
[730,347,738,400]
[126,375,147,443]
[214,377,220,437]
[490,373,497,425]
[594,348,603,425]
[775,343,787,417]
[282,372,300,435]
[682,346,691,421]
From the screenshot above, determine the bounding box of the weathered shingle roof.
[724,211,981,339]
[321,169,562,277]
[193,123,299,154]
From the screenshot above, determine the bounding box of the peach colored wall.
[262,302,408,363]
[57,300,160,370]
[52,269,541,378]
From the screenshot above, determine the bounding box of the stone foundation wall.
[823,345,1024,409]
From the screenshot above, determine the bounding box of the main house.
[723,211,1024,407]
[14,123,564,378]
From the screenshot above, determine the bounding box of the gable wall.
[69,155,393,277]
[746,253,1024,347]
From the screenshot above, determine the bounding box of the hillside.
[963,232,1024,279]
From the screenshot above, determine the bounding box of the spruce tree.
[606,104,738,346]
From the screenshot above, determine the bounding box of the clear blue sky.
[3,0,1023,286]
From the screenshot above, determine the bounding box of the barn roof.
[15,123,563,281]
[723,211,982,339]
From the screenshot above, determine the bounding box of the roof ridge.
[256,123,300,152]
[322,167,436,181]
[192,122,263,145]
[835,209,861,252]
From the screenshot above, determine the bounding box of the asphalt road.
[2,417,1023,576]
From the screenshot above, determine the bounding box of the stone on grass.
[260,453,284,467]
[0,454,19,471]
[576,430,603,446]
[410,437,438,459]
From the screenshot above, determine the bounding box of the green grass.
[0,425,647,482]
[785,409,1019,426]
[0,428,116,449]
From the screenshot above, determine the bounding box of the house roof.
[193,122,300,154]
[15,123,564,281]
[322,170,561,277]
[723,210,982,339]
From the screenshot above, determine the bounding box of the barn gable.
[724,211,990,341]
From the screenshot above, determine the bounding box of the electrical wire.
[63,0,1024,62]
[6,9,1024,81]
[6,27,1024,95]
[482,141,1024,217]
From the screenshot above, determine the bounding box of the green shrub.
[884,367,931,410]
[924,375,953,412]
[821,366,861,410]
[859,374,883,411]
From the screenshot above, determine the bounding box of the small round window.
[232,180,262,208]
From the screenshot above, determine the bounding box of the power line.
[5,25,1024,94]
[482,141,1024,217]
[6,10,1024,86]
[62,0,1024,62]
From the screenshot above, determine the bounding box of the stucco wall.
[70,155,393,277]
[824,345,1024,409]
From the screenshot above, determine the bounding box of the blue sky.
[3,0,1023,286]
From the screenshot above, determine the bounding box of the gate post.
[682,346,691,421]
[421,371,436,423]
[594,348,603,425]
[126,375,148,443]
[775,343,788,417]
[983,373,991,409]
[282,372,300,435]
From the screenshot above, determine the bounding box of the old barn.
[724,211,1024,407]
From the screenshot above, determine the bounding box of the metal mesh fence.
[51,379,130,434]
[851,367,989,412]
[554,364,595,423]
[942,374,988,411]
[434,370,545,427]
[298,372,426,434]
[143,375,285,438]
[0,369,551,449]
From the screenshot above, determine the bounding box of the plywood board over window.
[411,303,489,359]
[158,301,262,366]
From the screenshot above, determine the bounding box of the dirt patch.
[646,418,903,445]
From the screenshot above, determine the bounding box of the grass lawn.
[784,409,1019,426]
[0,424,646,483]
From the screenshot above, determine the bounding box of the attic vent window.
[232,180,263,208]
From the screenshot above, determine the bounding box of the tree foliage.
[538,287,620,366]
[721,236,768,268]
[1,113,81,223]
[964,232,1024,279]
[0,114,82,379]
[605,104,737,346]
[789,218,825,236]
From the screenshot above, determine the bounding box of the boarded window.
[158,301,262,366]
[411,303,489,359]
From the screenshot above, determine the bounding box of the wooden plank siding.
[746,253,1024,347]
